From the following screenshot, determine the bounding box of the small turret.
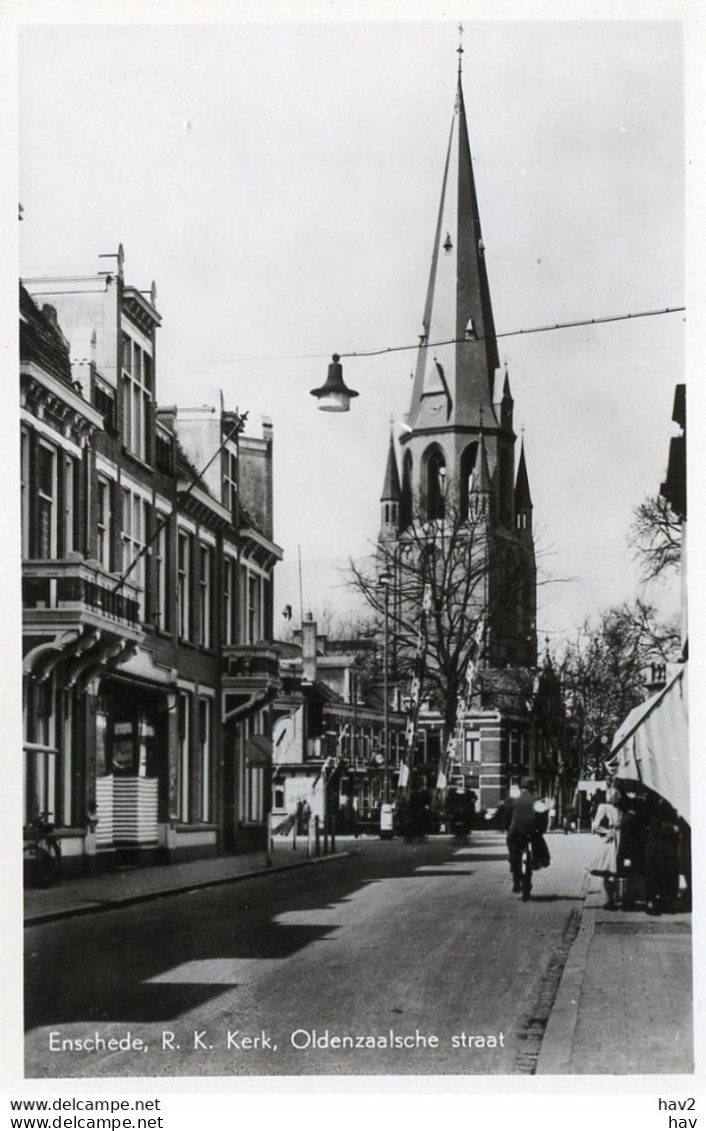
[380,431,401,541]
[514,439,533,538]
[469,433,492,522]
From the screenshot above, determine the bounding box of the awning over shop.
[606,663,689,823]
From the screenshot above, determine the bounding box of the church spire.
[514,439,533,538]
[380,429,401,541]
[380,430,401,503]
[406,57,500,436]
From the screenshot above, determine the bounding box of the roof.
[470,432,492,494]
[514,441,533,511]
[406,72,500,435]
[175,439,266,536]
[19,284,73,386]
[381,432,401,502]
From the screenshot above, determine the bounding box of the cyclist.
[504,778,548,895]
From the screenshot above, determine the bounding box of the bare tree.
[348,485,534,734]
[558,599,681,777]
[628,493,683,584]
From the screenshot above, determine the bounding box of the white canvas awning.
[606,663,689,823]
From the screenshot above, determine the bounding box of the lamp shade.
[310,354,359,412]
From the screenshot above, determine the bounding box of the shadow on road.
[26,839,468,1031]
[523,895,585,904]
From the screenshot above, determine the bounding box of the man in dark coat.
[505,778,549,893]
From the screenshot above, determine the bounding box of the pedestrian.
[505,778,549,894]
[644,798,681,916]
[590,787,622,909]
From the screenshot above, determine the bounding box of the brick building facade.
[21,250,281,874]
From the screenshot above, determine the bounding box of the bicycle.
[520,835,533,901]
[23,813,62,888]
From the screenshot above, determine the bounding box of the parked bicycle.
[23,813,62,888]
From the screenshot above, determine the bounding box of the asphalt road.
[25,831,590,1078]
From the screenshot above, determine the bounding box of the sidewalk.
[23,831,693,1077]
[24,837,349,927]
[536,832,693,1075]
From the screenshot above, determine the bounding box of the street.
[25,831,592,1077]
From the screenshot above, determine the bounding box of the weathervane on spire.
[457,22,464,75]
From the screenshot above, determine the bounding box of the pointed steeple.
[407,66,500,435]
[471,431,491,495]
[468,431,492,521]
[380,430,401,542]
[380,431,401,502]
[514,440,533,536]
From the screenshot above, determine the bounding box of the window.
[509,729,522,766]
[154,516,168,630]
[224,555,237,645]
[121,331,153,461]
[24,677,57,824]
[20,429,30,558]
[62,456,76,555]
[121,488,147,616]
[424,446,446,521]
[400,451,413,529]
[94,382,116,432]
[177,530,191,639]
[460,442,479,520]
[155,430,173,473]
[97,478,112,570]
[247,765,264,822]
[199,698,210,821]
[37,442,57,558]
[198,544,212,649]
[247,572,259,644]
[464,733,481,763]
[238,563,248,644]
[224,449,238,515]
[178,693,189,822]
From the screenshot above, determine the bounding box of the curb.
[535,877,598,1075]
[24,851,351,928]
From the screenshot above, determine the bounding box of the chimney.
[301,614,317,683]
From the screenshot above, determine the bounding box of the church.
[376,51,540,815]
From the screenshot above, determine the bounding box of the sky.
[13,12,687,647]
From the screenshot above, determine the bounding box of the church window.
[460,441,478,520]
[400,451,413,529]
[424,446,446,521]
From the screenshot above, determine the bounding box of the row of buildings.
[20,254,413,873]
[21,260,283,869]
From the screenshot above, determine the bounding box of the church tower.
[383,48,537,672]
